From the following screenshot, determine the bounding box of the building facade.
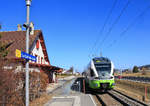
[0,24,62,83]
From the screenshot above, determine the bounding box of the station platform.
[44,93,96,106]
[44,76,96,106]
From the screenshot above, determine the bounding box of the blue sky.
[0,0,150,72]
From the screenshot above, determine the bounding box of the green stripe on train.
[89,79,115,89]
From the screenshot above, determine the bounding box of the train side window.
[90,69,94,77]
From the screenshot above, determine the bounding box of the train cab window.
[90,69,94,77]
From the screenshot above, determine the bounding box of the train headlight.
[95,83,98,87]
[112,83,115,86]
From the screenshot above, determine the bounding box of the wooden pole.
[145,85,147,101]
[83,79,85,93]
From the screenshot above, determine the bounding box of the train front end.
[89,57,115,90]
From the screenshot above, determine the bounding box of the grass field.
[115,71,150,77]
[115,79,150,102]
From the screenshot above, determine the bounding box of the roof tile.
[0,30,41,59]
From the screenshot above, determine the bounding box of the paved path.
[44,76,96,106]
[44,94,96,106]
[46,76,75,94]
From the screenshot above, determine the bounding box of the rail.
[108,89,148,106]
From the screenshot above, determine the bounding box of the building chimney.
[30,22,34,35]
[17,24,22,31]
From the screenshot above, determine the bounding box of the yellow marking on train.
[96,60,101,62]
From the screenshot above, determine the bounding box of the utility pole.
[120,69,122,76]
[100,51,102,57]
[25,0,32,106]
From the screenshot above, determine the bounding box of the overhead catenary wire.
[95,0,131,54]
[107,5,150,49]
[89,0,118,58]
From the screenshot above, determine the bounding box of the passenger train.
[83,57,115,91]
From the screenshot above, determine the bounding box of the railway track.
[93,90,148,106]
[93,93,123,106]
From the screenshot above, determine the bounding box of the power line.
[89,0,118,58]
[0,22,2,29]
[107,5,150,49]
[96,0,131,54]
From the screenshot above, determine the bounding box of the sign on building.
[16,49,36,62]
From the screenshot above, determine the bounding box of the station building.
[0,23,62,83]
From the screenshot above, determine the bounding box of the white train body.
[83,57,115,89]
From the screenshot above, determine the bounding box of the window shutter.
[36,40,39,49]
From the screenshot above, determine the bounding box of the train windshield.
[95,64,111,76]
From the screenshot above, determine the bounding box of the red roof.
[0,30,63,72]
[0,30,50,64]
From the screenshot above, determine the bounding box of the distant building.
[75,72,80,76]
[139,65,150,71]
[0,23,62,83]
[62,69,73,74]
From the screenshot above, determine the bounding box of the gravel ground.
[99,93,123,106]
[92,93,123,106]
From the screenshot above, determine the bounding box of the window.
[41,57,43,64]
[95,64,111,72]
[38,56,40,64]
[35,54,37,63]
[90,69,94,77]
[95,64,111,76]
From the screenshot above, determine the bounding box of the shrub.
[141,67,147,75]
[0,68,48,106]
[132,66,139,73]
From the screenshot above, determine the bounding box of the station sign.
[16,49,36,62]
